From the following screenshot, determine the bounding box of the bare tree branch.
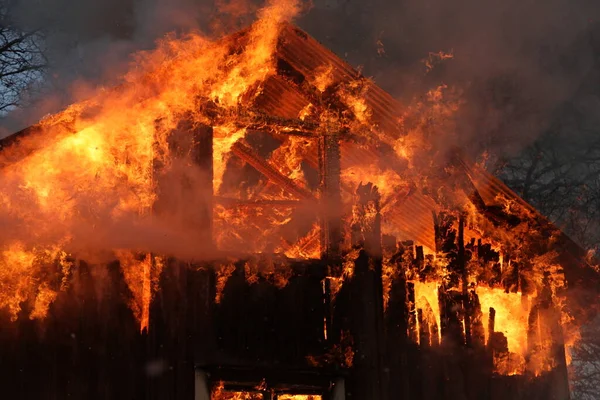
[0,4,47,115]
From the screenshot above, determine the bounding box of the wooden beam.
[231,141,315,201]
[202,102,321,137]
[318,132,342,263]
[215,197,302,207]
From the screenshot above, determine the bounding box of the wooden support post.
[468,290,486,348]
[488,307,496,347]
[318,132,342,264]
[148,120,215,400]
[458,215,472,347]
[434,211,469,400]
[407,282,418,343]
[318,132,342,351]
[434,212,465,347]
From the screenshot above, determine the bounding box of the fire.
[381,258,398,311]
[214,393,262,400]
[338,80,372,125]
[269,135,312,187]
[212,383,263,400]
[341,164,407,203]
[413,280,441,342]
[213,126,247,194]
[118,251,164,332]
[280,222,321,259]
[311,64,334,93]
[215,263,236,303]
[0,0,585,383]
[477,286,530,358]
[0,0,303,322]
[423,50,454,73]
[0,242,71,321]
[328,248,360,301]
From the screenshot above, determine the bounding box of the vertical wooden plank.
[346,183,387,400]
[385,242,412,400]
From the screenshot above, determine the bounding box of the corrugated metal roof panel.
[276,23,405,138]
[254,75,309,119]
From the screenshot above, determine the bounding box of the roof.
[1,22,599,323]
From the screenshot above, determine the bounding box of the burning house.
[0,3,599,400]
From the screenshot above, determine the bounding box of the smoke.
[2,0,598,161]
[0,0,596,258]
[0,0,596,333]
[299,0,600,158]
[0,0,260,132]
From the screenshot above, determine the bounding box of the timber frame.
[0,22,599,400]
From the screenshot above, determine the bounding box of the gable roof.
[1,22,599,323]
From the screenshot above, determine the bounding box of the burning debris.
[0,1,598,399]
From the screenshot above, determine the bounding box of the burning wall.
[0,0,598,398]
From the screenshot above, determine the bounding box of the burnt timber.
[0,22,599,400]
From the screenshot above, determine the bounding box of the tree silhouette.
[0,4,46,114]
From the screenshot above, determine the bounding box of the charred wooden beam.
[457,215,472,348]
[467,289,486,348]
[351,183,383,255]
[201,102,322,136]
[318,132,342,264]
[434,212,467,347]
[215,197,302,207]
[438,285,465,346]
[231,141,315,201]
[406,282,418,343]
[488,307,496,345]
[386,243,410,341]
[431,317,440,348]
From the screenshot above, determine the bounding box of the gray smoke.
[1,0,243,132]
[303,0,600,158]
